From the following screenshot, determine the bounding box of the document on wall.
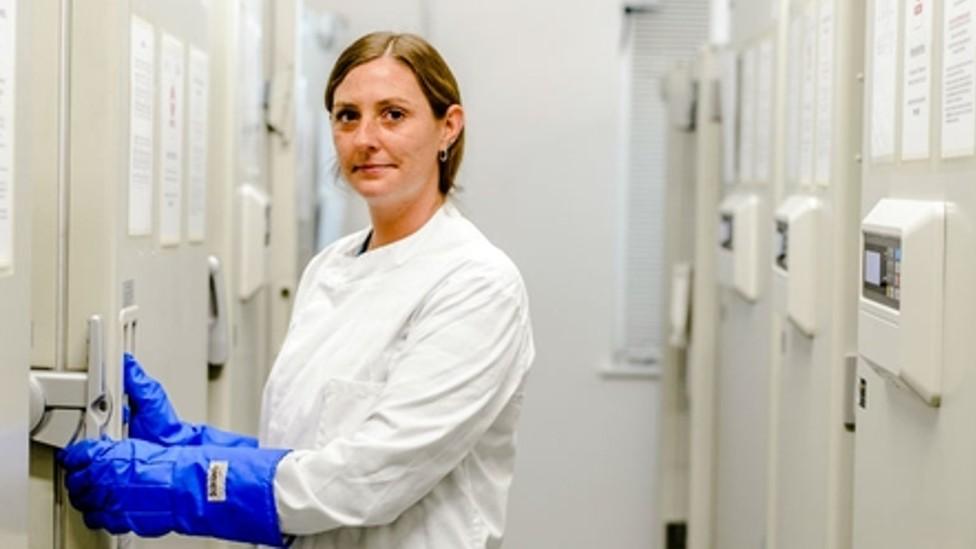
[720,51,739,186]
[786,15,803,185]
[129,17,154,237]
[815,0,835,185]
[942,0,976,157]
[0,0,15,270]
[187,47,209,243]
[239,10,264,181]
[739,46,757,184]
[871,0,898,159]
[755,38,774,184]
[799,4,818,185]
[159,34,185,247]
[902,0,934,160]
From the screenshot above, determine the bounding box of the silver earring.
[439,149,449,162]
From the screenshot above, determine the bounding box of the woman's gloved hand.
[124,353,256,447]
[58,437,291,547]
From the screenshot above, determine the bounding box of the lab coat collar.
[333,201,459,280]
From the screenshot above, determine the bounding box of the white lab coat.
[259,202,535,549]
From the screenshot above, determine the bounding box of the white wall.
[306,2,661,547]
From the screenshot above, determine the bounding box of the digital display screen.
[774,221,788,271]
[720,215,734,250]
[862,232,901,310]
[864,250,882,286]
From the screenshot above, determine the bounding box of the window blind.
[620,2,709,366]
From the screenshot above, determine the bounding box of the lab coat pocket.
[315,378,385,446]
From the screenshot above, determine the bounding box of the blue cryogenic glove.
[59,437,290,546]
[124,353,256,448]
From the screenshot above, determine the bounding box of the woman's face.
[331,56,460,207]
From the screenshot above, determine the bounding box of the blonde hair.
[325,32,464,195]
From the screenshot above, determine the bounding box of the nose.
[352,116,379,151]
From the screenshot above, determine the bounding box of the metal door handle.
[208,255,230,367]
[29,315,112,448]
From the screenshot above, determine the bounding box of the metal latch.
[29,315,112,448]
[843,354,857,432]
[208,255,230,367]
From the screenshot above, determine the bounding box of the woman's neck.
[366,191,445,251]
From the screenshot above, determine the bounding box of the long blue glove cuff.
[171,445,288,544]
[60,438,290,547]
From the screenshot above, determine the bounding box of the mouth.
[353,163,397,174]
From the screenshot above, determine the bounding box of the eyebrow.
[332,97,414,110]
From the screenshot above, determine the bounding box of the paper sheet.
[187,48,209,243]
[129,17,154,236]
[739,47,757,183]
[902,0,934,160]
[159,34,184,246]
[721,51,739,186]
[755,39,774,183]
[871,0,898,159]
[786,15,803,185]
[239,7,264,180]
[0,0,15,270]
[800,4,818,185]
[942,0,976,157]
[815,0,835,185]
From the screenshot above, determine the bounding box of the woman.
[60,32,535,549]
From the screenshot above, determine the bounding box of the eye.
[383,107,407,122]
[333,108,359,124]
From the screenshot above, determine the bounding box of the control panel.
[858,199,944,406]
[773,196,822,336]
[717,193,761,302]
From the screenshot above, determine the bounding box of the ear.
[440,104,465,150]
